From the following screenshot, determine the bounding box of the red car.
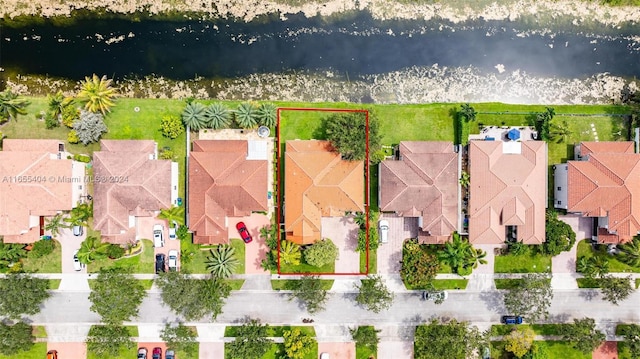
[236,222,253,243]
[152,347,162,359]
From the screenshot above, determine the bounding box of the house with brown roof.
[0,139,86,243]
[468,139,547,244]
[554,141,640,244]
[93,140,178,244]
[188,140,268,244]
[284,140,364,245]
[379,141,459,244]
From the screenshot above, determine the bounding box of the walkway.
[551,214,593,290]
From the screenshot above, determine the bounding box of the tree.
[304,238,338,267]
[459,171,470,188]
[61,104,80,128]
[459,103,477,122]
[401,240,440,289]
[160,114,185,139]
[205,102,232,129]
[77,236,109,264]
[542,210,576,256]
[0,242,27,269]
[437,232,484,275]
[414,319,486,359]
[160,322,198,357]
[46,91,74,120]
[354,275,394,313]
[44,213,67,236]
[549,120,572,143]
[466,246,488,270]
[350,326,380,354]
[533,107,555,141]
[158,206,185,227]
[280,240,301,266]
[576,256,609,278]
[226,319,272,359]
[620,324,640,359]
[205,245,239,278]
[181,102,207,131]
[503,273,553,322]
[0,321,34,355]
[89,268,146,324]
[86,325,133,357]
[559,318,605,354]
[323,112,382,161]
[72,110,108,145]
[256,102,277,128]
[77,74,116,114]
[287,275,331,314]
[0,274,50,320]
[600,275,633,305]
[0,90,30,121]
[235,102,259,129]
[155,271,231,321]
[65,202,93,227]
[618,238,640,267]
[283,327,315,359]
[505,326,535,358]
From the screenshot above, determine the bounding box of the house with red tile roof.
[93,140,178,244]
[468,140,547,244]
[0,139,85,243]
[554,141,639,244]
[284,140,364,245]
[188,140,268,244]
[379,141,459,244]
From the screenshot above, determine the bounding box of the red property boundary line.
[275,107,370,276]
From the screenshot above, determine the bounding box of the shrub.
[45,114,60,129]
[176,225,190,241]
[106,244,125,259]
[304,239,338,267]
[61,106,79,128]
[73,154,91,163]
[508,241,530,256]
[72,110,108,145]
[160,149,174,160]
[30,240,55,258]
[67,130,79,144]
[160,114,185,139]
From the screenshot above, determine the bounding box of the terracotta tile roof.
[379,141,458,242]
[0,140,73,243]
[93,140,172,244]
[468,141,547,244]
[580,141,634,157]
[189,140,268,244]
[567,142,640,244]
[284,140,364,244]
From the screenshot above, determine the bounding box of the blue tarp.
[508,128,521,140]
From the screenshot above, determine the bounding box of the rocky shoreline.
[0,0,638,26]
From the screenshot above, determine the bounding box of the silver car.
[378,220,389,243]
[168,249,178,271]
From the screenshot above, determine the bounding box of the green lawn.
[270,279,334,290]
[279,259,335,274]
[49,279,61,289]
[494,279,524,289]
[224,325,318,359]
[576,277,603,288]
[431,279,468,290]
[22,239,62,273]
[226,279,245,290]
[491,340,590,359]
[636,278,640,289]
[491,324,571,336]
[360,248,377,274]
[181,238,246,275]
[0,343,47,359]
[494,252,552,273]
[355,326,377,359]
[576,239,640,273]
[88,239,155,273]
[139,279,154,290]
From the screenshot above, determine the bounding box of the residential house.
[468,138,547,244]
[284,140,364,245]
[379,141,460,244]
[188,140,268,244]
[554,141,639,244]
[0,139,85,243]
[93,140,178,244]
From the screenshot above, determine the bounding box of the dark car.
[152,347,162,359]
[165,349,175,359]
[236,221,253,243]
[501,315,524,325]
[155,254,166,273]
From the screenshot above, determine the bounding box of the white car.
[378,219,389,243]
[169,227,177,240]
[153,224,164,248]
[320,353,330,359]
[168,249,178,271]
[73,250,82,271]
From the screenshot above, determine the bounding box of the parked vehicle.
[165,350,175,359]
[236,221,253,243]
[501,315,524,325]
[152,347,162,359]
[137,347,148,359]
[72,225,83,236]
[482,346,491,359]
[153,224,164,247]
[168,250,178,271]
[46,350,58,359]
[378,219,389,243]
[73,250,82,271]
[422,291,448,301]
[169,227,177,240]
[155,253,166,274]
[320,353,330,359]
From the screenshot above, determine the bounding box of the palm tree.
[235,102,258,129]
[0,243,27,267]
[459,171,470,188]
[45,213,68,236]
[204,103,232,129]
[0,90,30,121]
[64,202,92,228]
[549,120,572,143]
[459,103,477,122]
[76,74,116,115]
[437,232,471,272]
[576,256,591,275]
[465,247,487,269]
[590,256,609,277]
[181,102,207,131]
[618,238,640,268]
[256,103,277,128]
[157,206,185,227]
[280,240,301,265]
[47,91,74,120]
[76,236,109,264]
[205,245,239,278]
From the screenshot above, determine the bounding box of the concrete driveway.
[377,215,418,275]
[228,213,271,274]
[138,217,181,272]
[317,342,356,359]
[321,217,360,273]
[54,226,85,274]
[47,342,86,359]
